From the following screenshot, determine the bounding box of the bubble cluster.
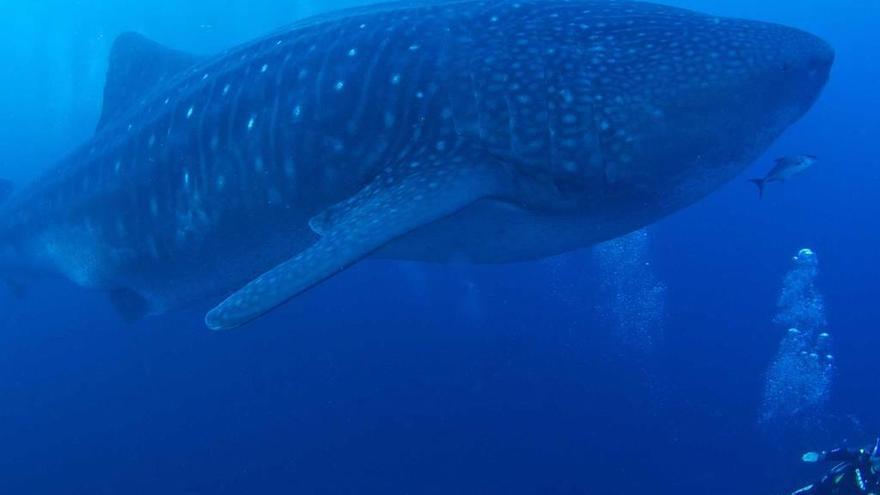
[760,248,834,429]
[593,229,666,355]
[773,248,826,331]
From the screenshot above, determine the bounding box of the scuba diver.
[792,439,880,494]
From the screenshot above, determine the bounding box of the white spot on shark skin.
[261,64,268,73]
[335,81,345,91]
[293,105,302,120]
[347,48,357,57]
[202,73,209,80]
[390,74,401,85]
[283,157,295,178]
[186,106,194,118]
[247,115,256,130]
[560,89,574,104]
[183,170,191,187]
[384,112,396,128]
[267,187,282,205]
[146,237,160,259]
[164,97,170,105]
[409,44,421,51]
[222,84,231,96]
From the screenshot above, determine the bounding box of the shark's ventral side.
[0,0,833,329]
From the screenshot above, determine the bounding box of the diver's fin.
[109,288,150,322]
[97,32,203,131]
[748,178,766,199]
[205,154,505,330]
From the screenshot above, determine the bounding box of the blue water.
[1,1,878,493]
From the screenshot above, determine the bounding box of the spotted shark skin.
[0,0,832,329]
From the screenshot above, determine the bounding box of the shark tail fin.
[749,178,766,199]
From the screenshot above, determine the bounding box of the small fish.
[749,155,817,198]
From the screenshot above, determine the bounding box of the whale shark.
[0,0,833,329]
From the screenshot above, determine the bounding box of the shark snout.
[762,26,835,115]
[782,30,834,85]
[812,40,835,72]
[802,36,834,82]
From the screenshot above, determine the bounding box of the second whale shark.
[0,0,833,329]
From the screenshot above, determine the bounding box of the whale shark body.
[0,0,833,329]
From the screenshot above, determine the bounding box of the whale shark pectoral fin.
[205,159,504,330]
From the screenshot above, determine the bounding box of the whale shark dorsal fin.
[97,32,202,132]
[205,153,505,330]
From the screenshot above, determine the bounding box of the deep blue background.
[1,1,878,493]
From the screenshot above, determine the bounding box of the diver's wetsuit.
[792,448,880,495]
